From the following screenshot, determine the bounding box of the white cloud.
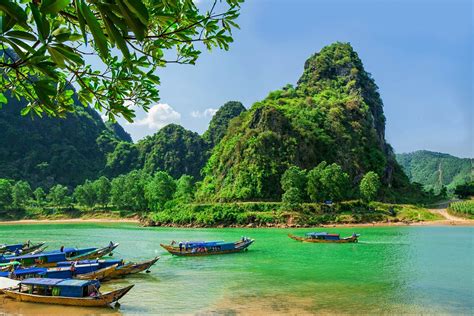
[133,103,181,129]
[190,108,218,118]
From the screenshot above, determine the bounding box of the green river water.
[0,223,472,315]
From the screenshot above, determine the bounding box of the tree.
[74,180,97,208]
[110,174,128,210]
[281,166,306,209]
[454,181,474,199]
[0,179,13,209]
[307,162,350,202]
[359,171,380,202]
[111,170,149,211]
[47,184,69,207]
[145,171,176,211]
[174,175,195,203]
[33,187,46,206]
[282,187,303,210]
[94,176,111,207]
[307,161,327,202]
[0,0,243,121]
[12,180,32,208]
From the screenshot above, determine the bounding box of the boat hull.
[106,257,159,279]
[2,285,134,307]
[67,243,119,261]
[288,234,359,243]
[75,264,119,281]
[160,240,254,256]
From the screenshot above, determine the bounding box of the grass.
[147,201,440,227]
[448,200,474,219]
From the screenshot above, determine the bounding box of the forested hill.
[396,150,473,193]
[0,95,246,187]
[197,42,411,202]
[0,94,131,188]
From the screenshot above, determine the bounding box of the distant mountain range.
[396,150,473,193]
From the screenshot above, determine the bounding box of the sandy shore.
[0,218,140,225]
[0,209,472,227]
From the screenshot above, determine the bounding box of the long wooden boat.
[288,232,360,243]
[160,238,254,257]
[0,242,45,255]
[1,247,97,267]
[3,278,134,307]
[66,242,119,261]
[106,257,159,279]
[74,264,119,280]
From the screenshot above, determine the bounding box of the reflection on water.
[0,224,472,315]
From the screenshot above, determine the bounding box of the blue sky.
[120,0,473,158]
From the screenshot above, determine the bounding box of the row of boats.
[0,241,158,307]
[0,231,359,308]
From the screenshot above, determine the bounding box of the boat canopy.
[21,278,99,288]
[305,232,340,237]
[0,267,46,278]
[180,241,224,247]
[0,243,23,252]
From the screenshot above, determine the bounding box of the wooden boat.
[106,257,159,279]
[3,278,134,307]
[1,247,97,267]
[0,242,45,255]
[74,264,119,280]
[66,242,119,261]
[1,262,119,281]
[160,238,254,256]
[288,232,360,243]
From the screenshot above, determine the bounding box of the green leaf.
[52,44,84,65]
[102,15,130,59]
[74,0,87,43]
[116,0,144,41]
[78,0,109,59]
[20,107,31,115]
[0,93,7,104]
[0,0,28,29]
[123,0,149,25]
[1,14,13,33]
[40,0,70,14]
[30,3,50,42]
[47,46,66,67]
[6,30,36,41]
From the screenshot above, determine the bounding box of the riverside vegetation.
[0,43,470,226]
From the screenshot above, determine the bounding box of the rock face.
[198,42,410,201]
[203,101,246,147]
[0,94,128,188]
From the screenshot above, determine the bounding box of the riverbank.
[1,201,472,227]
[0,218,472,227]
[0,217,140,225]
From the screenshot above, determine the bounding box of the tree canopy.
[0,0,243,121]
[359,171,380,202]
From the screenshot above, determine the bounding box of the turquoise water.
[0,224,472,315]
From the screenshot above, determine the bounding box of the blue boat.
[0,247,97,267]
[160,238,254,256]
[2,278,133,307]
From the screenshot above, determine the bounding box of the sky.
[117,0,473,158]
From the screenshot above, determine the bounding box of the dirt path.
[428,208,474,225]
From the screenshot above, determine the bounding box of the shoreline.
[0,217,472,227]
[0,218,140,225]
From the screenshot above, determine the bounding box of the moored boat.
[66,242,119,261]
[160,238,254,256]
[288,232,360,243]
[106,257,160,279]
[2,278,133,307]
[0,242,45,255]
